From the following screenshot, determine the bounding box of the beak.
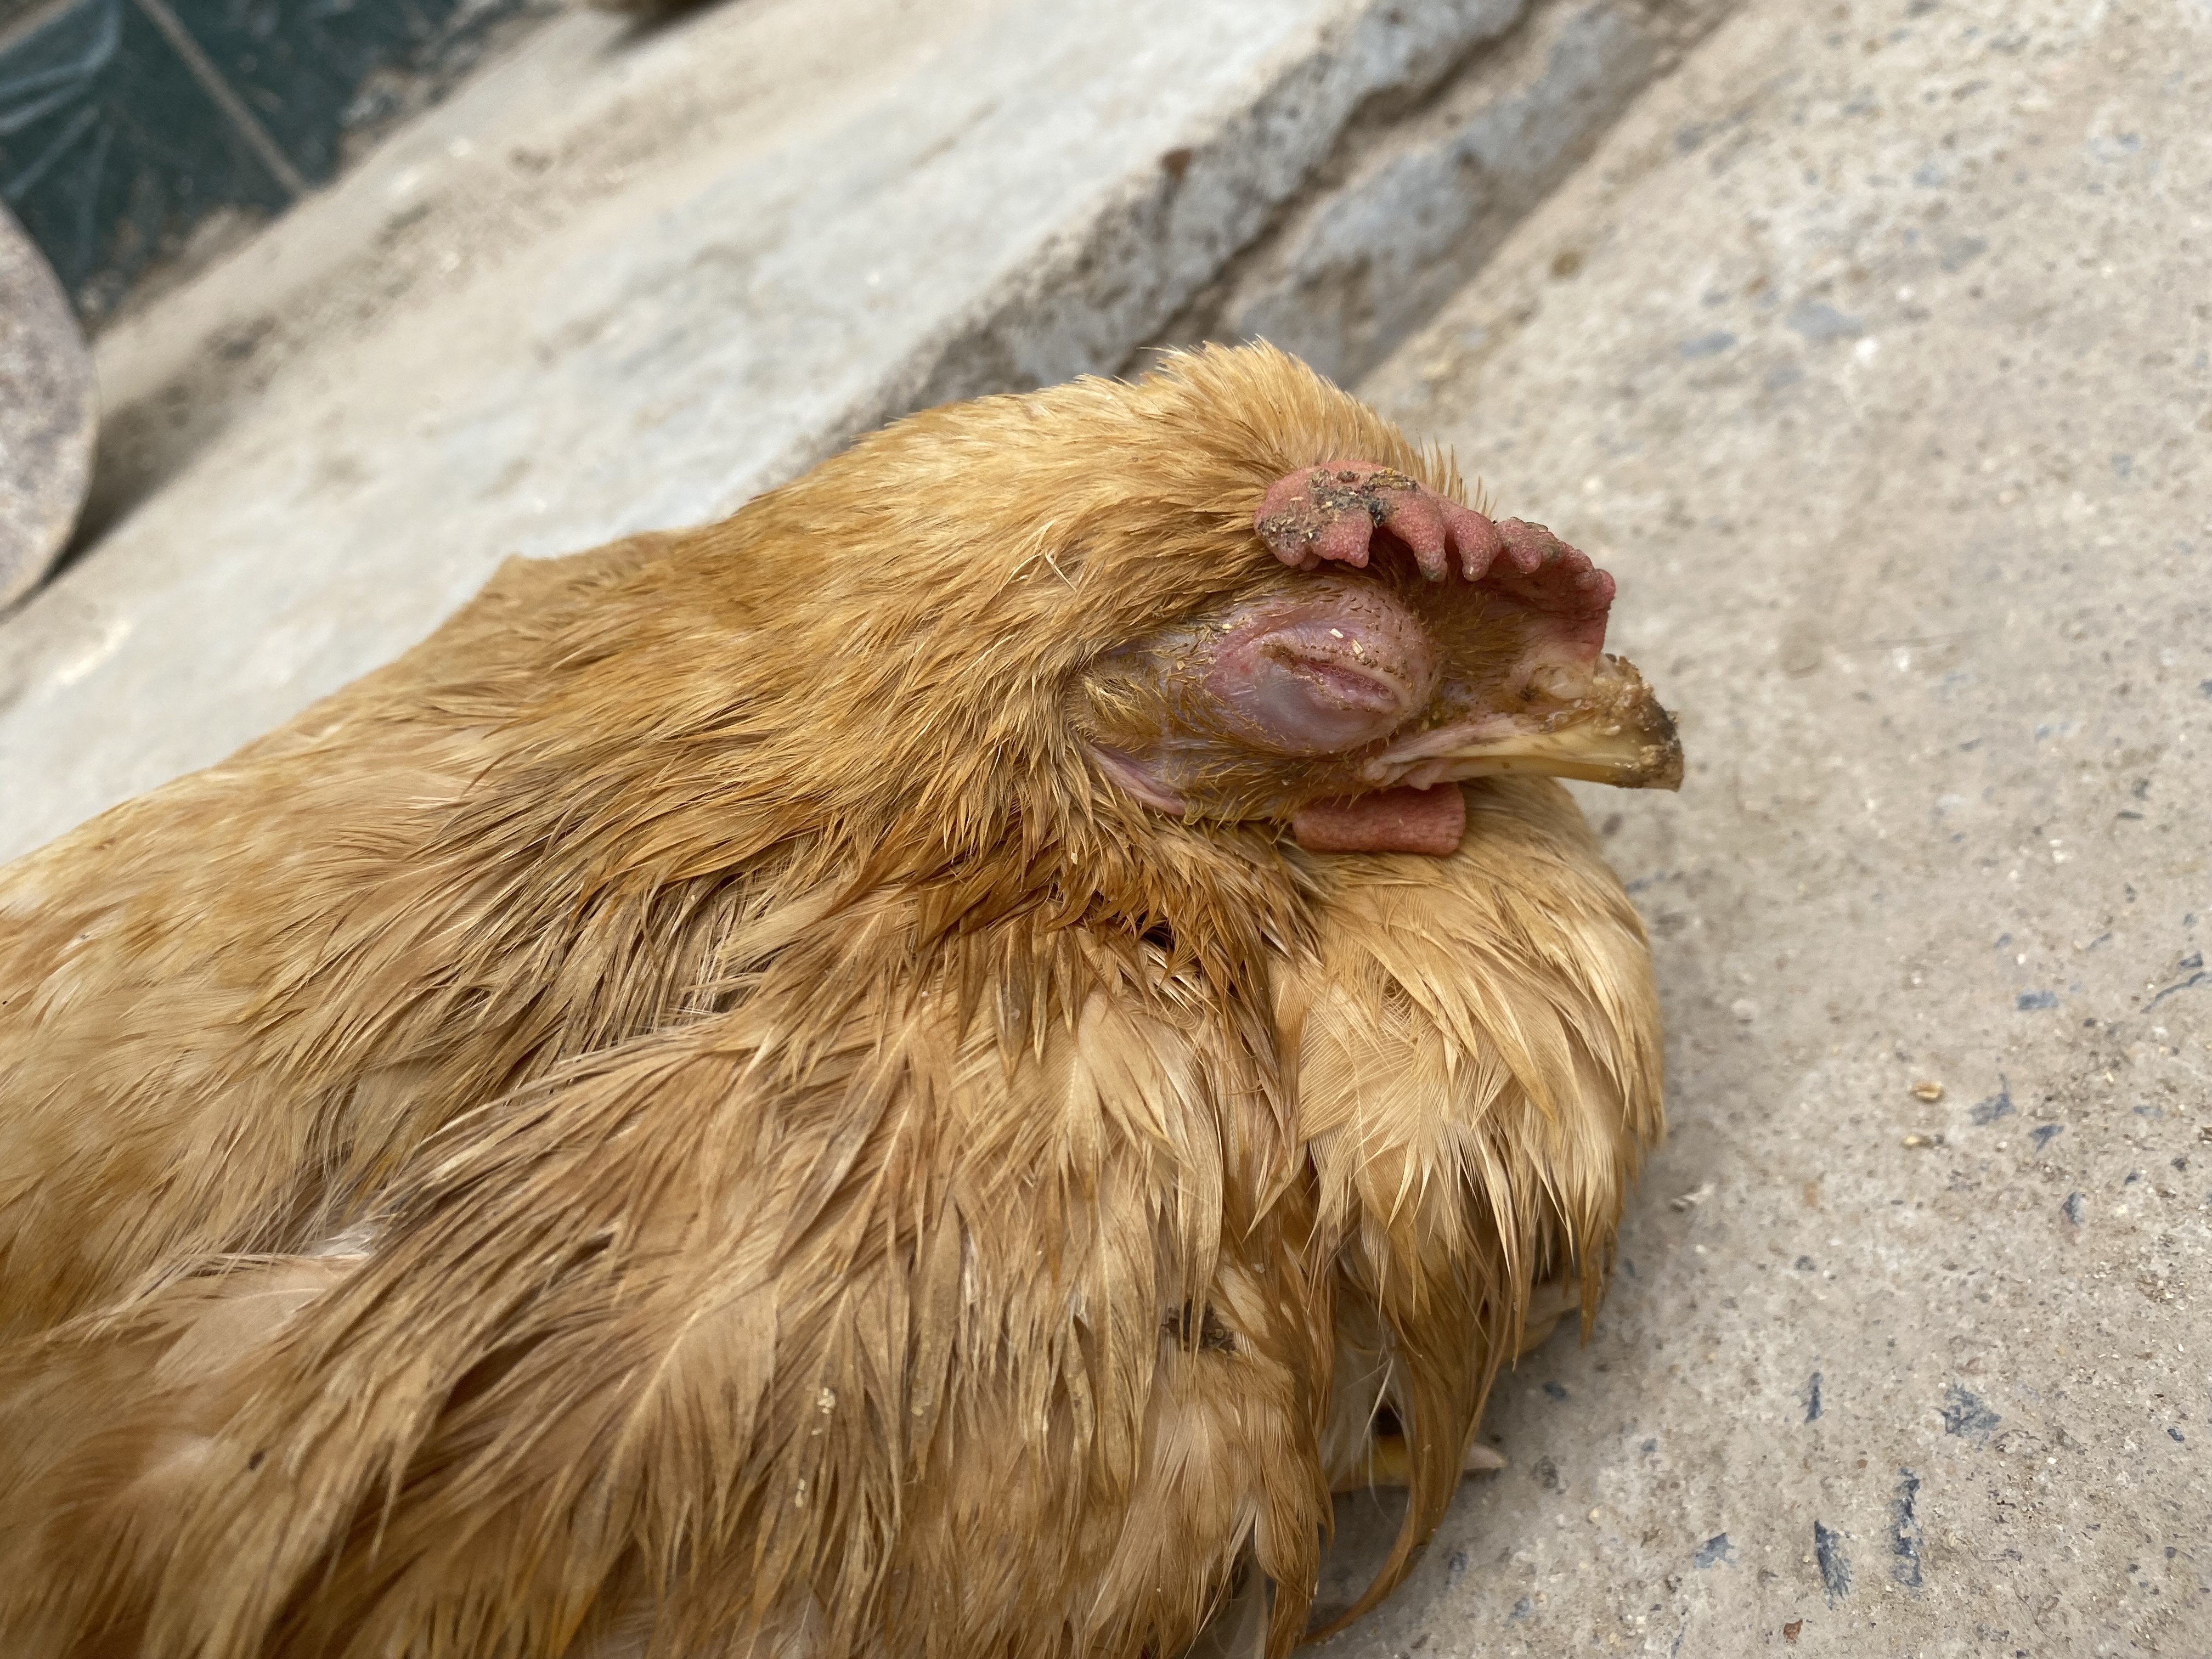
[1367,654,1684,791]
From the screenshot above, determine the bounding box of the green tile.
[163,0,479,184]
[0,0,532,320]
[0,0,288,315]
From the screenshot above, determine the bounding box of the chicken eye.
[1201,582,1440,757]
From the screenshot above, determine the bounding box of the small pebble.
[1902,1133,1939,1149]
[1911,1080,1944,1101]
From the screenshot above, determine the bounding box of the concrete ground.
[2,0,2208,1653]
[1334,1,2211,1654]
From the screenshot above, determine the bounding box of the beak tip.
[1635,708,1686,792]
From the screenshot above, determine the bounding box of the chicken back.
[0,343,1678,1659]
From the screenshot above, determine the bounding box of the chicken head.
[1078,459,1680,855]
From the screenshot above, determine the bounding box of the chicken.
[0,342,1677,1659]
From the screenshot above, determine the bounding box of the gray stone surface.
[1183,0,1735,387]
[1330,0,2212,1653]
[0,206,93,612]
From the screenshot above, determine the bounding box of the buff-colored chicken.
[0,343,1675,1659]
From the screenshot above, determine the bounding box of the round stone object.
[0,205,96,612]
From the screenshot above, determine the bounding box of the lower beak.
[1369,654,1684,791]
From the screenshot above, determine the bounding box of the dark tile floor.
[0,0,529,320]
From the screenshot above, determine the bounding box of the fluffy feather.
[0,344,1667,1658]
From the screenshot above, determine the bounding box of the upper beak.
[1366,654,1685,791]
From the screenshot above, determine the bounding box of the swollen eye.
[1201,583,1440,757]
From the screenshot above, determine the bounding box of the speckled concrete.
[1329,1,2211,1654]
[1166,0,1739,387]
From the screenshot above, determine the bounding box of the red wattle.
[1290,783,1466,856]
